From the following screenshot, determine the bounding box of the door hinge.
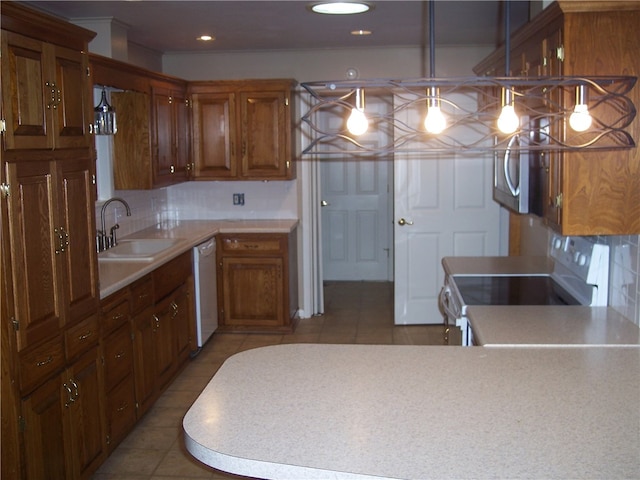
[285,97,289,106]
[106,434,111,445]
[1,183,10,199]
[91,174,96,185]
[0,119,6,133]
[556,45,564,62]
[86,66,91,77]
[11,318,19,331]
[286,160,290,169]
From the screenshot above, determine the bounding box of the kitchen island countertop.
[98,219,298,298]
[183,343,640,480]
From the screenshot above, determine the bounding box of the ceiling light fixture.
[423,1,446,135]
[351,29,372,36]
[310,2,371,15]
[300,0,636,155]
[197,35,214,42]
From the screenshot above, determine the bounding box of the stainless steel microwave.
[493,115,548,215]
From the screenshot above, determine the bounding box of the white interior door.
[320,95,393,281]
[393,97,502,324]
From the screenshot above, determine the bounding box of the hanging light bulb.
[497,87,519,134]
[424,87,447,134]
[94,87,117,135]
[346,88,369,136]
[569,84,592,132]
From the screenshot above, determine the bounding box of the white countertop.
[183,344,640,480]
[468,305,640,347]
[98,219,298,298]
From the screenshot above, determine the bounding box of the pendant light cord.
[429,0,435,78]
[504,0,510,75]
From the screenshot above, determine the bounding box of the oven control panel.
[549,234,610,305]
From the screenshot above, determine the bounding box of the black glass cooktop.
[453,276,580,306]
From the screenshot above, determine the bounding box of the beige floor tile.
[96,448,166,475]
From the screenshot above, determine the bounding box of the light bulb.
[424,105,447,134]
[569,104,592,132]
[347,107,369,136]
[497,104,519,134]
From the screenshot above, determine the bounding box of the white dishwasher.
[193,237,218,348]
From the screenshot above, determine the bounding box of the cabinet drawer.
[130,276,153,314]
[65,314,100,360]
[19,336,65,394]
[103,323,134,391]
[219,235,285,255]
[101,290,130,334]
[154,251,192,301]
[106,375,137,451]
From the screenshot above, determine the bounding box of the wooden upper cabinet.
[151,82,191,187]
[1,30,92,152]
[474,2,640,235]
[191,79,296,181]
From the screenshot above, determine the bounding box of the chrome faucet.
[98,197,132,252]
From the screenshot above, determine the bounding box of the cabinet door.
[5,160,64,350]
[240,90,290,179]
[65,347,106,479]
[59,158,99,324]
[153,296,177,390]
[220,256,284,328]
[132,306,156,417]
[151,86,174,186]
[171,284,191,364]
[51,44,92,150]
[21,373,70,480]
[1,30,51,150]
[192,92,238,178]
[173,89,192,180]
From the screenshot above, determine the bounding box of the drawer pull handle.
[78,331,93,341]
[111,313,125,321]
[36,356,53,367]
[70,379,79,399]
[114,351,126,359]
[244,244,259,249]
[63,383,75,407]
[116,402,128,412]
[152,314,160,331]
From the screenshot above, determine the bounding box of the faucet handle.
[110,223,120,246]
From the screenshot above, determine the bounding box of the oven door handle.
[438,285,460,324]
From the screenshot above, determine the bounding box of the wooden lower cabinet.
[21,346,106,480]
[217,231,298,333]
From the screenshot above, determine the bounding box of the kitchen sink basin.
[98,238,182,262]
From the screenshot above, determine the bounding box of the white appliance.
[193,237,218,348]
[440,234,610,346]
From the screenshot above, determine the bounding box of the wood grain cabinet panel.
[191,79,296,180]
[216,232,298,333]
[1,30,92,152]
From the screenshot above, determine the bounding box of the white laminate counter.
[468,305,640,347]
[183,344,640,480]
[98,219,298,298]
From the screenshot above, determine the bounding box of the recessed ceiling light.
[351,29,372,36]
[309,2,372,15]
[197,35,214,42]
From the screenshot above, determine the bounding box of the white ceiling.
[21,1,531,54]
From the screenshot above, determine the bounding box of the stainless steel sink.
[98,238,182,262]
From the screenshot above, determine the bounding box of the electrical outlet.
[233,193,245,206]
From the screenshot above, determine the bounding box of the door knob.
[398,218,414,226]
[321,200,329,207]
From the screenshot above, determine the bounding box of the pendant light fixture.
[346,87,369,136]
[300,0,637,155]
[94,87,117,135]
[569,84,593,132]
[497,1,519,135]
[423,1,447,134]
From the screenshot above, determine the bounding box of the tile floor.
[91,281,460,480]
